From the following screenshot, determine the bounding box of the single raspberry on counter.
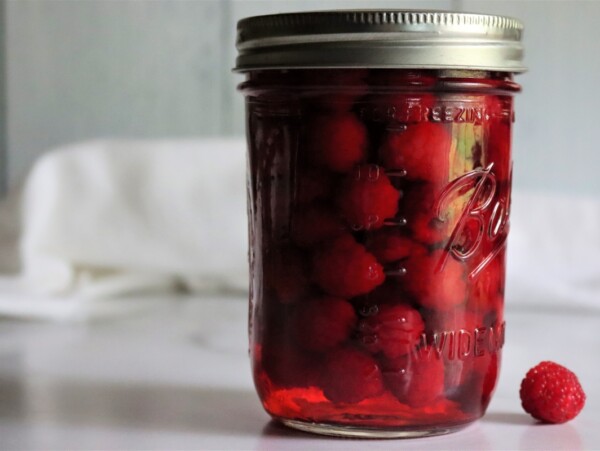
[336,164,400,231]
[312,234,385,298]
[520,361,586,424]
[291,203,346,247]
[358,303,425,359]
[293,296,357,352]
[366,229,415,263]
[307,113,368,173]
[261,343,321,388]
[382,346,445,407]
[402,250,467,310]
[379,122,452,184]
[320,347,384,404]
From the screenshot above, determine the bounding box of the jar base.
[280,418,472,439]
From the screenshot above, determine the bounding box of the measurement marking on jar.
[383,217,408,227]
[385,169,408,178]
[384,265,407,277]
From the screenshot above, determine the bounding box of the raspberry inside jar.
[242,68,516,436]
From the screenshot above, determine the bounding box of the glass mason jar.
[236,10,524,438]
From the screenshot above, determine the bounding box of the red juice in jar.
[236,11,524,438]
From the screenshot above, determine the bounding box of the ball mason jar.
[235,10,524,438]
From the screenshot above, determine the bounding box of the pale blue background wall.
[1,0,599,196]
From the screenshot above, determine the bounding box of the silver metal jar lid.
[234,10,525,73]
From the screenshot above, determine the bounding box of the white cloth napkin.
[0,138,598,320]
[506,191,600,313]
[0,139,248,320]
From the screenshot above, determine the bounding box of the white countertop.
[0,296,598,450]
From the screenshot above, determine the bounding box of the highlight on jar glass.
[235,10,525,438]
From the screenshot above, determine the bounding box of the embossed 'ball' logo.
[435,163,510,279]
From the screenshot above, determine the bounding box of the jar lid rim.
[234,10,526,73]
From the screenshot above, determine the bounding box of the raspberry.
[293,296,357,352]
[358,303,425,359]
[320,347,384,403]
[379,122,452,184]
[312,234,385,298]
[520,361,586,424]
[303,69,369,112]
[307,113,368,173]
[402,250,467,310]
[291,203,345,247]
[382,346,445,407]
[336,165,400,231]
[261,343,321,388]
[366,229,414,263]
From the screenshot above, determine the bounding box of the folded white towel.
[20,139,248,299]
[506,191,600,312]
